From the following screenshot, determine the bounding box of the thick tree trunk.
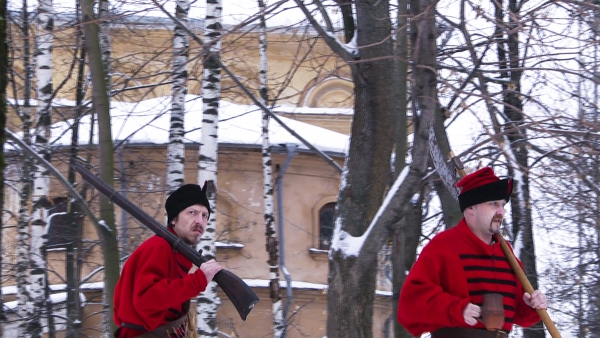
[196,1,222,335]
[81,1,121,335]
[326,0,399,336]
[167,0,189,194]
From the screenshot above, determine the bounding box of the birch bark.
[16,1,34,335]
[257,1,285,335]
[167,0,189,194]
[196,0,222,335]
[28,0,54,335]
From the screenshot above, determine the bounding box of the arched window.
[47,197,83,249]
[319,202,336,250]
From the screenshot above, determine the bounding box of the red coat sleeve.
[114,236,208,331]
[397,238,471,336]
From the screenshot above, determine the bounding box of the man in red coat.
[397,167,548,337]
[113,184,223,338]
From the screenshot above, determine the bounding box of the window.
[319,202,336,250]
[46,197,83,249]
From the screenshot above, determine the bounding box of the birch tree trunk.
[167,0,189,194]
[257,1,284,335]
[29,0,54,335]
[195,0,222,335]
[98,0,111,88]
[16,1,34,335]
[0,0,7,333]
[81,0,121,335]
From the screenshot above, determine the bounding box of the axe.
[428,125,562,338]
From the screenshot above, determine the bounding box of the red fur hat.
[456,167,513,212]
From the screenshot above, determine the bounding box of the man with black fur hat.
[397,167,548,337]
[113,184,223,338]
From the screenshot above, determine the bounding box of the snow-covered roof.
[38,96,349,155]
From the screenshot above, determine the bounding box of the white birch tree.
[98,0,110,87]
[196,0,222,335]
[28,0,54,335]
[257,0,285,335]
[15,1,35,335]
[167,0,189,194]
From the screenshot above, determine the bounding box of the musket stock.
[73,163,259,321]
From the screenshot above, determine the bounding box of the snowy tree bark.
[257,1,285,336]
[196,0,222,335]
[167,0,189,194]
[325,0,400,335]
[81,0,121,335]
[28,0,54,335]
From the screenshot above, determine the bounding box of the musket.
[428,125,562,338]
[73,163,259,321]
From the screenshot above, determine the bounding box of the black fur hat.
[165,183,211,225]
[457,167,513,213]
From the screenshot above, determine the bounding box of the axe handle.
[496,235,562,338]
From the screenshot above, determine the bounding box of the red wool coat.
[397,219,540,336]
[113,228,208,337]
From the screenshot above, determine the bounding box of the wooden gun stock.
[73,163,259,320]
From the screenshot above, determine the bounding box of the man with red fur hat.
[397,167,548,337]
[113,184,223,337]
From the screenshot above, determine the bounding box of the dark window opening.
[47,197,83,249]
[319,202,336,250]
